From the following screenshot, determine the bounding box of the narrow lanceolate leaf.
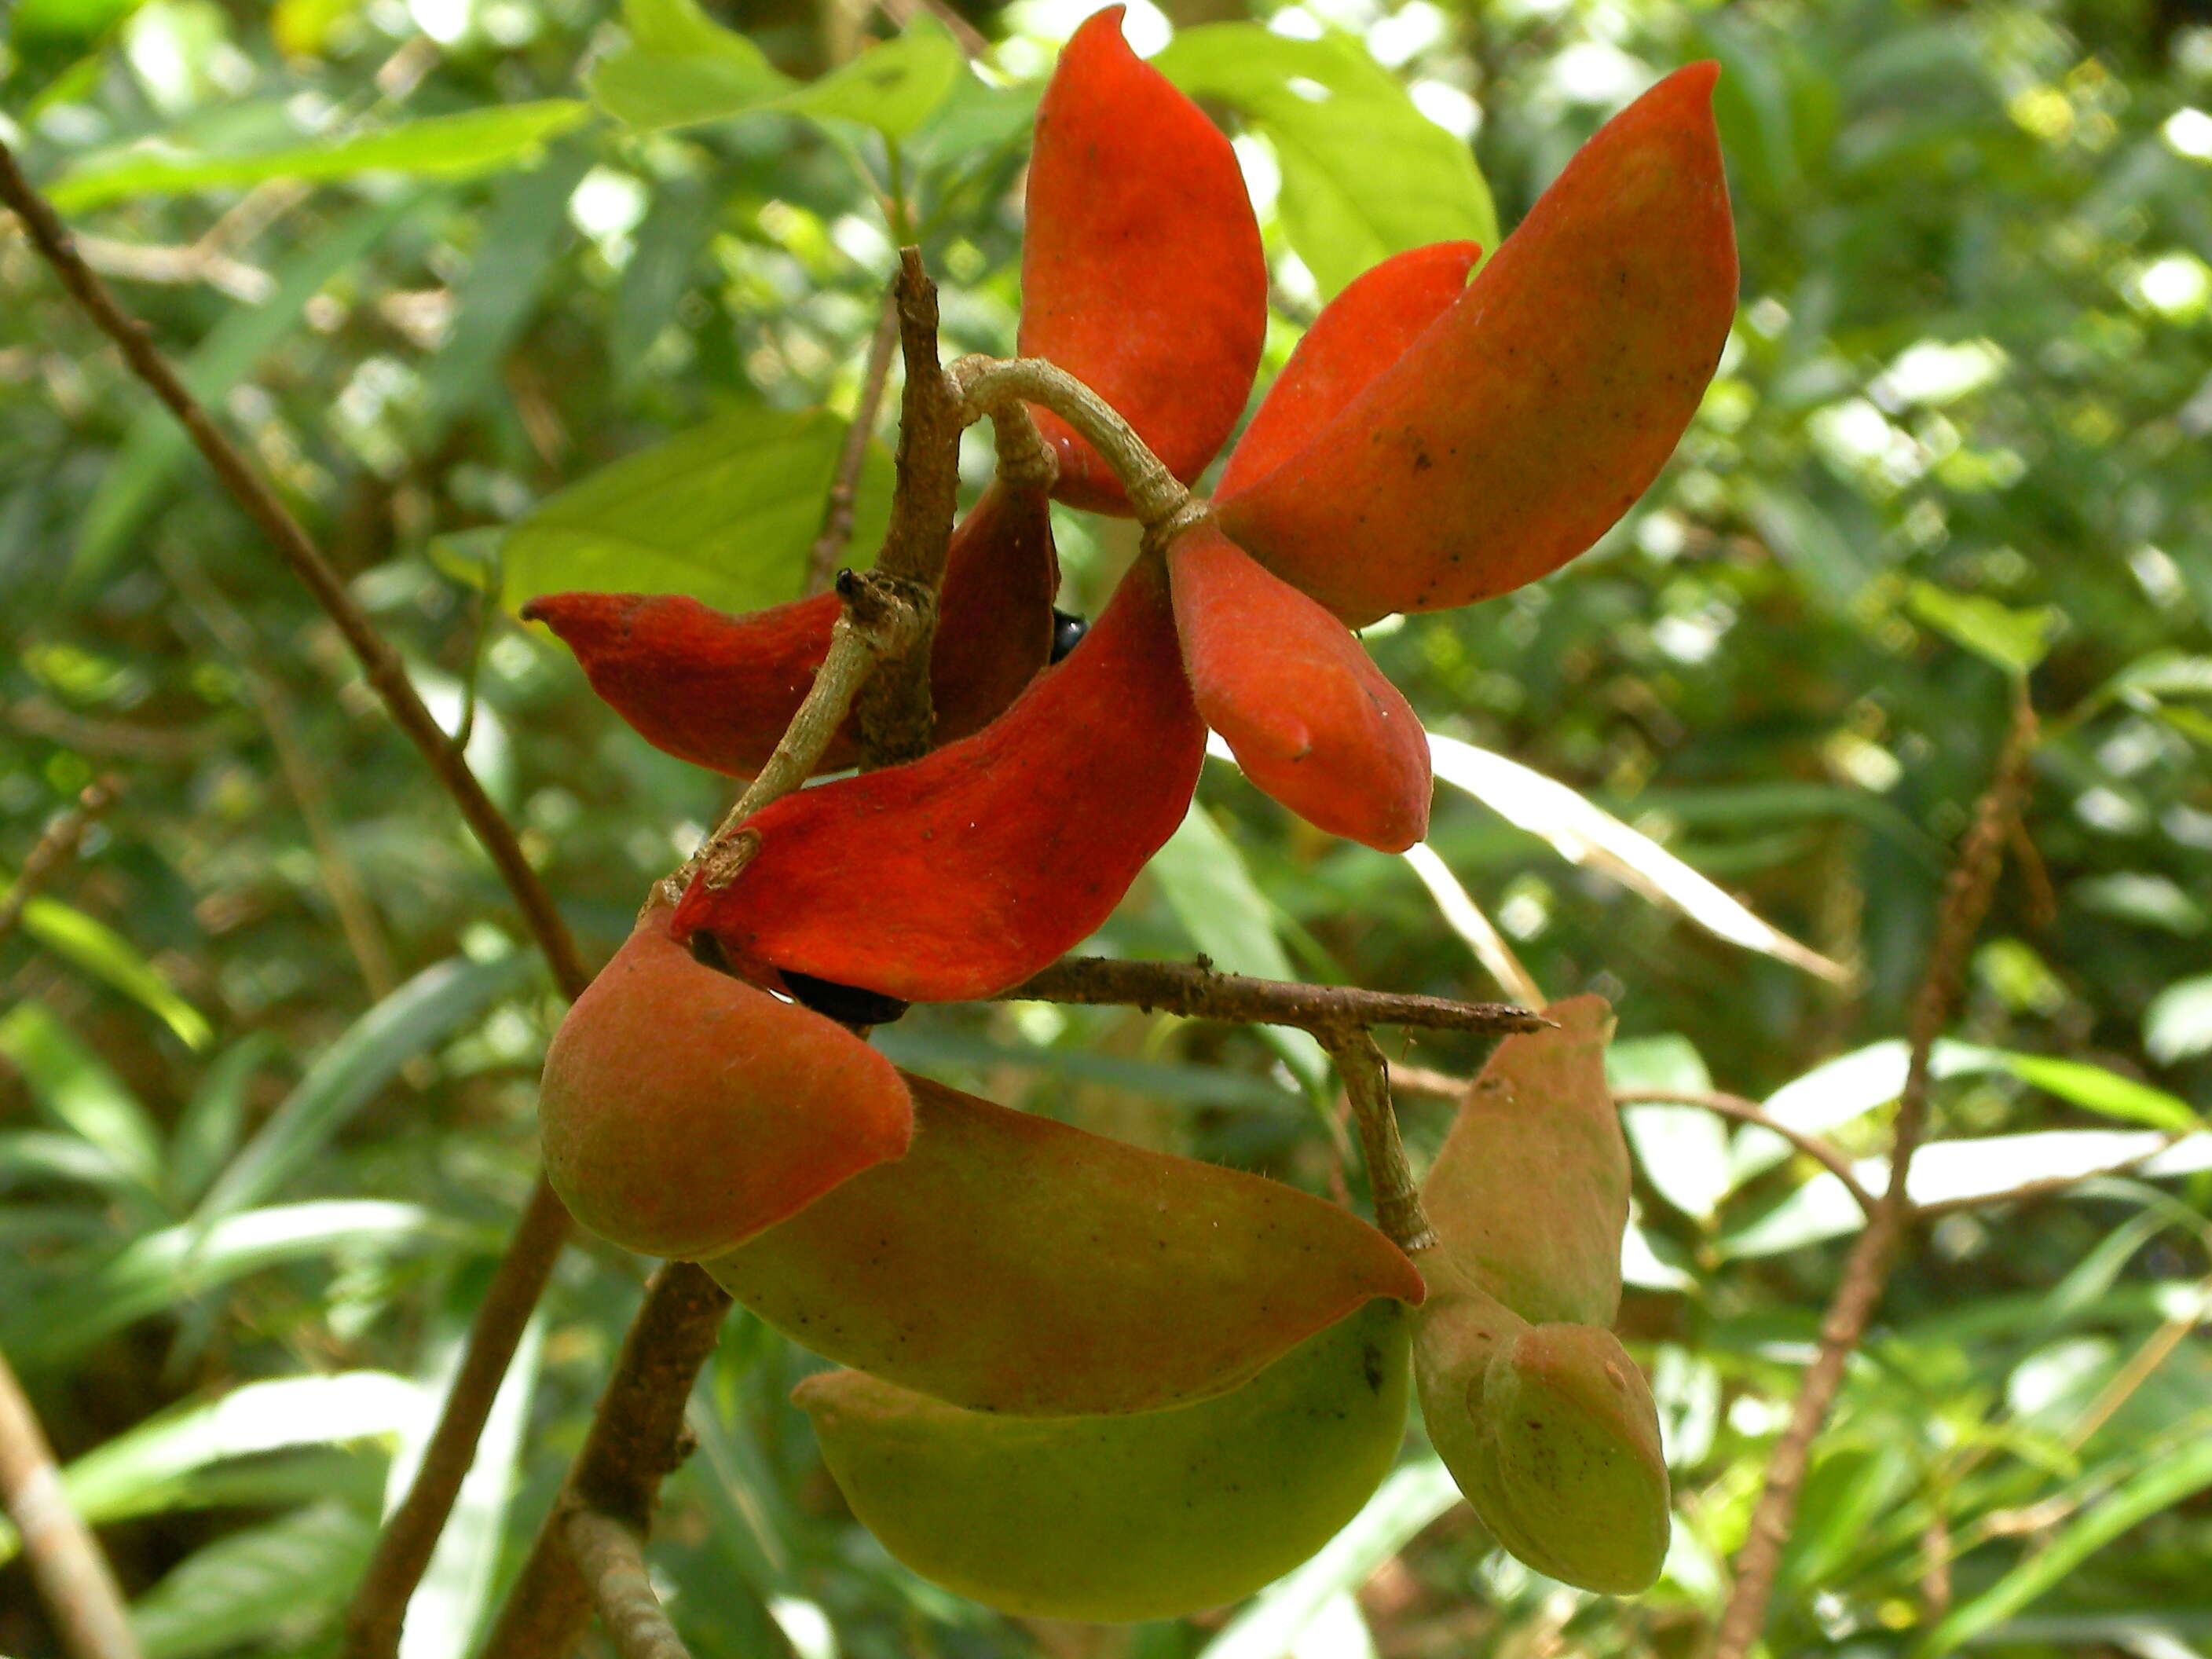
[1018,6,1265,511]
[0,1002,164,1193]
[130,1503,378,1659]
[1168,520,1430,851]
[196,953,537,1221]
[526,482,1056,778]
[704,1071,1420,1417]
[676,554,1204,1002]
[47,103,587,212]
[1429,734,1851,983]
[1216,64,1737,622]
[497,405,895,618]
[0,888,214,1047]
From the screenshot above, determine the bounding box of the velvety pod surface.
[538,906,914,1260]
[705,1071,1423,1416]
[797,1298,1412,1621]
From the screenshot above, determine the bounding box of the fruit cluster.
[536,7,1733,1619]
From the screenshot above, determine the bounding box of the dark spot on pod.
[689,931,737,976]
[1051,609,1089,663]
[782,969,911,1028]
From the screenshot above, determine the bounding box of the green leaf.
[0,1372,422,1566]
[781,15,964,141]
[422,148,594,440]
[0,1002,164,1191]
[1948,1045,2200,1133]
[1150,804,1330,1096]
[499,403,894,616]
[47,101,590,211]
[1906,580,2058,677]
[1152,24,1496,298]
[591,0,959,139]
[169,1035,279,1208]
[1919,1432,2212,1656]
[588,0,793,131]
[196,953,536,1221]
[131,1502,378,1659]
[1,889,212,1048]
[2145,973,2212,1064]
[1199,1462,1458,1659]
[2,1201,455,1367]
[9,0,148,46]
[388,1319,544,1659]
[71,195,414,586]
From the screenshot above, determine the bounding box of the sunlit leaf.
[131,1502,377,1659]
[2145,973,2212,1064]
[781,14,964,140]
[1906,580,2057,677]
[1428,734,1851,984]
[0,1001,164,1191]
[499,404,895,617]
[0,889,212,1048]
[1153,24,1496,298]
[195,953,535,1221]
[48,102,590,211]
[588,0,793,131]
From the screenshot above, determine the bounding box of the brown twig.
[804,286,902,596]
[1710,690,2036,1659]
[487,252,970,1659]
[478,1264,732,1659]
[565,1510,694,1659]
[1912,1138,2185,1221]
[1382,1060,1470,1099]
[0,777,122,950]
[677,569,929,895]
[0,137,591,1659]
[999,956,1546,1037]
[850,249,965,767]
[0,1346,144,1659]
[1612,1089,1879,1219]
[1318,1025,1435,1253]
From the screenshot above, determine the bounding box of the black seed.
[1050,609,1090,663]
[782,969,910,1027]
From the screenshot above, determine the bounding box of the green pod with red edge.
[538,903,914,1260]
[1019,6,1266,513]
[522,482,1057,778]
[1215,64,1737,624]
[701,1070,1423,1417]
[1166,519,1430,851]
[674,551,1203,1003]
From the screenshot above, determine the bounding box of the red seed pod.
[1019,6,1266,513]
[1216,240,1481,502]
[675,553,1203,1002]
[1215,64,1736,623]
[539,905,914,1261]
[523,481,1057,778]
[1167,521,1430,852]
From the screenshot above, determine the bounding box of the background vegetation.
[3,0,2210,1653]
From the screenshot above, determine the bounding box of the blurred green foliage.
[2,0,2210,1654]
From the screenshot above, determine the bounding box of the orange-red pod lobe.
[1214,64,1736,622]
[525,482,1058,778]
[1168,522,1430,852]
[1019,7,1266,513]
[539,906,914,1260]
[1217,240,1480,502]
[675,553,1203,1002]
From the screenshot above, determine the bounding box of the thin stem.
[676,571,928,895]
[1711,689,2036,1659]
[950,355,1199,539]
[998,955,1547,1038]
[1318,1025,1434,1253]
[0,136,588,1659]
[805,284,903,596]
[566,1511,694,1659]
[0,1345,144,1659]
[479,1264,732,1659]
[0,777,121,950]
[1612,1089,1878,1220]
